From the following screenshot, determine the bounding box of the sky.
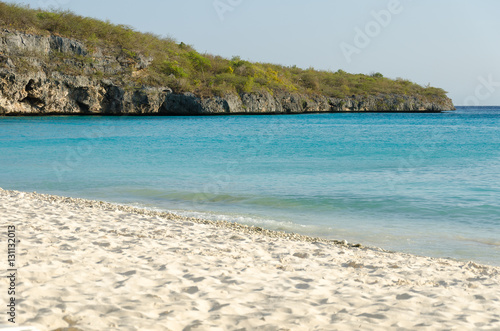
[4,0,500,105]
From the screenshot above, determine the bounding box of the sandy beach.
[1,188,499,331]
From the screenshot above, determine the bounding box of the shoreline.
[0,110,449,117]
[1,187,499,330]
[1,187,494,266]
[0,188,363,247]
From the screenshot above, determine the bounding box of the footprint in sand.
[358,313,388,320]
[183,286,199,294]
[295,283,310,289]
[396,293,413,300]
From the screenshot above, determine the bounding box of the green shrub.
[187,51,211,71]
[300,72,320,91]
[159,61,188,78]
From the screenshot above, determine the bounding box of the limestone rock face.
[50,35,87,56]
[0,29,455,116]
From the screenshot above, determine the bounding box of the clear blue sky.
[5,0,500,105]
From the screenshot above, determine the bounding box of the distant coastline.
[455,105,500,108]
[0,3,455,116]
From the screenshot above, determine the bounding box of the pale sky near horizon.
[4,0,500,106]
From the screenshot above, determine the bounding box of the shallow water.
[1,107,499,265]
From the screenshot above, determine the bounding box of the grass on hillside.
[0,2,448,100]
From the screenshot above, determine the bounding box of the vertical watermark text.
[6,226,17,324]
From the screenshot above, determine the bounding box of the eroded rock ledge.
[0,29,455,116]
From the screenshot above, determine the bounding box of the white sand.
[1,188,499,331]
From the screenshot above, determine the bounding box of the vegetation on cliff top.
[0,2,449,100]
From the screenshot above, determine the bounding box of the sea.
[1,106,499,265]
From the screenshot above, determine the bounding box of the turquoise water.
[1,107,499,265]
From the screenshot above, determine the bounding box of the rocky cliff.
[0,29,455,115]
